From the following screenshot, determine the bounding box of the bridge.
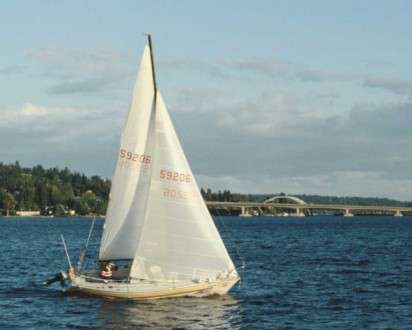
[205,195,412,217]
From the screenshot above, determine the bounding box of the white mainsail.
[99,45,154,261]
[99,41,236,282]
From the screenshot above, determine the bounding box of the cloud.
[196,171,412,199]
[363,77,412,94]
[169,88,243,113]
[47,78,111,95]
[160,57,290,80]
[0,65,25,76]
[229,58,352,82]
[171,89,329,136]
[295,68,351,82]
[160,59,228,79]
[162,56,353,85]
[21,103,48,116]
[0,102,123,175]
[27,47,135,95]
[3,47,411,199]
[228,57,290,78]
[216,91,300,135]
[2,93,412,199]
[171,87,412,199]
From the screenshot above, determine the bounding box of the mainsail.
[99,44,155,261]
[99,39,236,282]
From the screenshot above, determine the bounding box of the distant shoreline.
[1,162,411,217]
[0,215,105,219]
[2,214,411,220]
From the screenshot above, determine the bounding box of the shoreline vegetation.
[1,162,411,217]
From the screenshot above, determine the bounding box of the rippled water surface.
[1,216,412,329]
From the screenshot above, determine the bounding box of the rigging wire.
[212,204,247,288]
[77,216,96,273]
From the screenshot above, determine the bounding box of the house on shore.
[16,210,41,217]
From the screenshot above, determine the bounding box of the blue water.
[1,216,412,329]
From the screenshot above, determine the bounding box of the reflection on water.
[97,295,242,329]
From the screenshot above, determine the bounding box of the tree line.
[0,162,110,216]
[1,162,410,216]
[0,162,250,216]
[200,188,254,202]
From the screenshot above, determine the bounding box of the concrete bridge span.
[206,200,412,217]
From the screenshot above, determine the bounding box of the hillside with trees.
[0,162,110,216]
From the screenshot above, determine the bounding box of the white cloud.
[161,56,353,84]
[2,46,411,200]
[2,93,412,199]
[159,59,228,79]
[0,102,123,175]
[216,94,290,135]
[21,103,48,116]
[169,88,243,113]
[227,57,290,78]
[173,91,412,199]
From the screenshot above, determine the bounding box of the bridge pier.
[240,206,251,217]
[294,207,305,217]
[394,210,403,217]
[344,209,354,217]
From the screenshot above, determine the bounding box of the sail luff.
[127,35,159,277]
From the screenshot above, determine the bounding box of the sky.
[1,0,412,199]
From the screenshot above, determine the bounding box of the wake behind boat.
[57,35,239,299]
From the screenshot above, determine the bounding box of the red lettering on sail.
[119,149,151,164]
[162,188,195,200]
[160,170,191,183]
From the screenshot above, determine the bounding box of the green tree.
[0,190,16,216]
[77,198,90,215]
[76,190,98,215]
[35,179,49,212]
[53,203,66,216]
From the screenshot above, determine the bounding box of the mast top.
[145,33,157,96]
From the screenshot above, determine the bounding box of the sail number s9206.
[119,149,151,164]
[160,170,191,183]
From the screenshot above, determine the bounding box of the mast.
[146,33,157,106]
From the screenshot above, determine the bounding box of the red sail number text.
[160,170,191,183]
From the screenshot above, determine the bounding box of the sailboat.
[66,35,240,299]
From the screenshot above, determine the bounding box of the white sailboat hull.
[68,274,239,299]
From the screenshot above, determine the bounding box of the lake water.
[1,216,411,329]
